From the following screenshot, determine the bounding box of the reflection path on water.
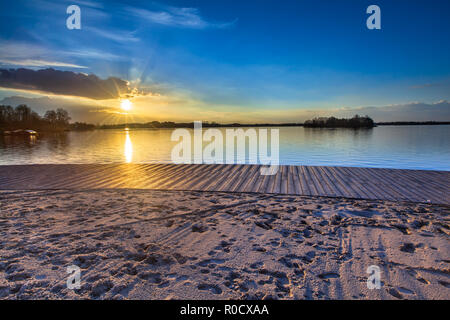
[124,129,133,163]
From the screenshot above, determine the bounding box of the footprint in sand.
[259,269,290,295]
[191,223,208,233]
[6,272,31,281]
[214,240,232,253]
[197,283,222,294]
[387,287,403,299]
[302,251,316,264]
[397,287,415,295]
[73,254,98,269]
[407,269,430,285]
[399,243,416,253]
[249,262,264,269]
[197,258,226,268]
[172,252,188,264]
[317,272,339,280]
[90,280,114,298]
[138,272,162,284]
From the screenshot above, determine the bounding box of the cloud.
[0,59,87,69]
[85,27,140,43]
[0,41,88,68]
[409,82,445,89]
[127,5,236,29]
[0,39,124,68]
[0,68,135,100]
[71,0,103,9]
[333,100,450,122]
[63,49,123,61]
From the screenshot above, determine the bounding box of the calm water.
[0,126,449,171]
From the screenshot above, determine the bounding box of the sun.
[120,99,132,111]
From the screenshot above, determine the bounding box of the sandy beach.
[0,189,448,300]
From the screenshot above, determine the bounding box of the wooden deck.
[0,164,448,204]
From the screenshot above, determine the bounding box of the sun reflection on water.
[124,129,133,163]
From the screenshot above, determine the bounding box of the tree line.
[0,104,93,132]
[0,104,71,131]
[6,105,440,132]
[304,115,375,128]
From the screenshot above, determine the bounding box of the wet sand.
[0,189,449,299]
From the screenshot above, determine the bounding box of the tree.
[0,105,16,124]
[15,104,32,123]
[304,115,375,128]
[0,105,77,132]
[44,110,57,124]
[0,105,8,125]
[56,108,71,125]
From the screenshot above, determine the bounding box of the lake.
[0,125,449,171]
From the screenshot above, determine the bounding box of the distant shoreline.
[96,121,450,130]
[3,104,449,132]
[2,121,449,134]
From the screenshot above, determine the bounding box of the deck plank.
[300,166,319,196]
[239,165,260,193]
[0,164,448,204]
[324,166,353,198]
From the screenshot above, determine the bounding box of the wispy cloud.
[410,83,439,89]
[127,5,236,29]
[86,26,140,43]
[0,41,49,60]
[70,0,103,9]
[0,40,88,69]
[64,49,123,61]
[0,59,87,69]
[0,39,123,69]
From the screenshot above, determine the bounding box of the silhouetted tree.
[44,110,57,126]
[0,105,16,125]
[0,105,89,132]
[56,108,71,125]
[15,104,31,123]
[304,115,375,128]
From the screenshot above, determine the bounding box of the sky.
[0,0,449,123]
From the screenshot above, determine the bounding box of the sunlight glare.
[121,99,132,112]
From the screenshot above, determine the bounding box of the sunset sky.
[0,0,450,123]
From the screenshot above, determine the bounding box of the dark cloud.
[0,68,132,100]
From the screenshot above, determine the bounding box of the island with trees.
[304,115,375,128]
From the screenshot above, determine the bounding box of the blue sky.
[0,0,449,122]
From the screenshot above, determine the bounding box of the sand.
[0,189,449,300]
